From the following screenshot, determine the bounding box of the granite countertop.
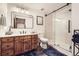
[0,33,38,38]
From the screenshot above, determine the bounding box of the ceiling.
[8,3,66,15]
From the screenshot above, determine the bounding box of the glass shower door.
[54,8,72,51]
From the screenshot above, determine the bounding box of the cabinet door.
[24,38,31,52]
[15,37,23,55]
[32,35,38,49]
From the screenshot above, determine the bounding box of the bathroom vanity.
[0,34,38,56]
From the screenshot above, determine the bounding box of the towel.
[72,34,79,43]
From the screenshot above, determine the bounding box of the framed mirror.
[11,12,33,29]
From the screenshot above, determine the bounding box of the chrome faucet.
[20,30,26,34]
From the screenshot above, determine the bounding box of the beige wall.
[44,14,54,45]
[72,3,79,32]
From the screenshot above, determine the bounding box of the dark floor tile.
[19,46,66,56]
[43,46,66,56]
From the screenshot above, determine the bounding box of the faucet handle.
[20,31,22,34]
[23,30,24,34]
[25,31,26,34]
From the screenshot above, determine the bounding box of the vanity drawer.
[32,35,38,38]
[15,37,22,41]
[23,36,31,40]
[2,42,14,50]
[24,37,31,42]
[2,49,14,56]
[24,36,28,39]
[2,37,14,43]
[27,35,31,39]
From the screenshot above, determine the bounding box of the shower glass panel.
[54,5,72,51]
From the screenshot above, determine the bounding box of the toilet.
[39,37,48,49]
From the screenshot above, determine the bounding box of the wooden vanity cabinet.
[1,37,14,56]
[14,36,24,55]
[0,34,38,56]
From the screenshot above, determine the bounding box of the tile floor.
[18,46,66,56]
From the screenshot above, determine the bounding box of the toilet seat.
[39,37,48,43]
[39,37,48,49]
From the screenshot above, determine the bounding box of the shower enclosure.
[53,5,72,52]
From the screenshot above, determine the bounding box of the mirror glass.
[11,12,33,29]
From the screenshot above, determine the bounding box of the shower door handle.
[68,20,71,33]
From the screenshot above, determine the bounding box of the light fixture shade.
[0,14,6,26]
[12,7,29,14]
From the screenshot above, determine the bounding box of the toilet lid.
[39,37,48,42]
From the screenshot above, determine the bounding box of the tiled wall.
[0,3,45,37]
